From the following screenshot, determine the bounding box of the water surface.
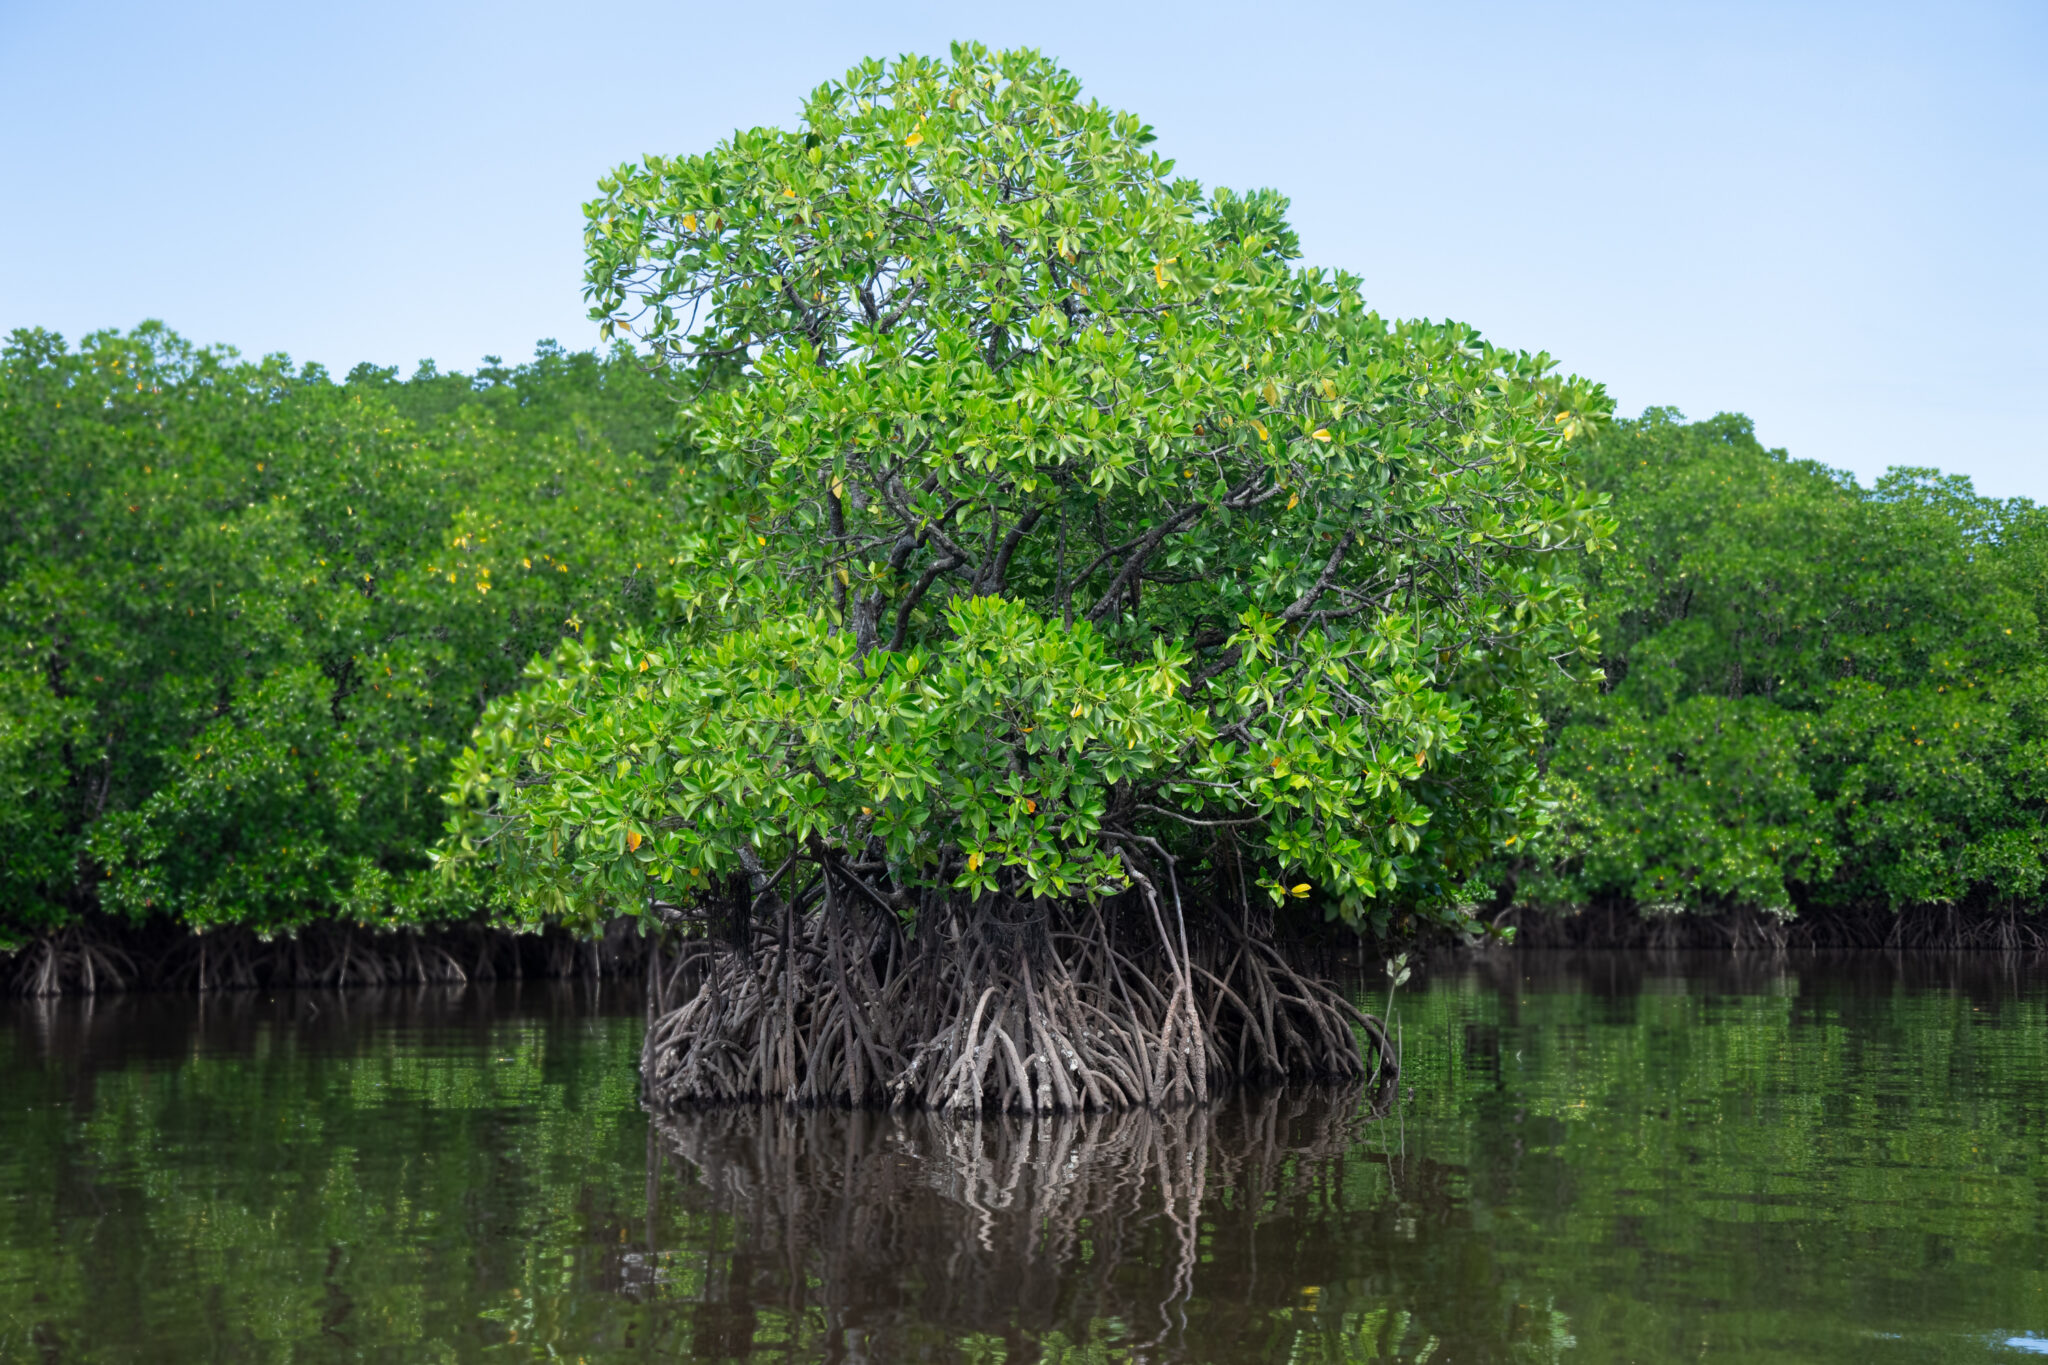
[2,956,2043,1361]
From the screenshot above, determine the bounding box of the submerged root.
[644,887,1395,1113]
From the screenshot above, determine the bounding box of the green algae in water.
[1,958,2043,1362]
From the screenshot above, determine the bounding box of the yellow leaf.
[1251,419,1269,441]
[757,535,767,546]
[1415,751,1427,767]
[627,830,642,852]
[967,851,983,871]
[1262,380,1278,405]
[1024,799,1037,813]
[638,657,649,672]
[1287,492,1299,510]
[1311,429,1331,442]
[904,130,924,147]
[1290,883,1311,897]
[830,476,845,498]
[783,186,796,197]
[1322,379,1337,399]
[1071,703,1085,717]
[683,212,697,232]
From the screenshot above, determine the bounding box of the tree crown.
[447,45,1613,935]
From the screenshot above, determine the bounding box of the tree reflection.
[653,1090,1575,1363]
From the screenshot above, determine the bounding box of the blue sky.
[2,0,2042,496]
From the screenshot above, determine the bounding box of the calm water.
[2,956,2045,1362]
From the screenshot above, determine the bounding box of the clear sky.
[3,1,2042,496]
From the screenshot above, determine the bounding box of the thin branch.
[1138,803,1263,829]
[887,554,966,651]
[1087,504,1206,623]
[984,505,1046,596]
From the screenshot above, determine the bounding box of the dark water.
[3,956,2045,1362]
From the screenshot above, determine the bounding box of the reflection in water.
[3,957,2043,1362]
[652,1092,1572,1363]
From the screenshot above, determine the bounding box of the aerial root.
[642,894,1397,1114]
[6,927,136,998]
[4,919,649,996]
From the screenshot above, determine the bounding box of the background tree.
[444,45,1611,1110]
[1509,409,2048,934]
[0,324,695,956]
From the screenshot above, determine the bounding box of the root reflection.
[654,1088,1391,1358]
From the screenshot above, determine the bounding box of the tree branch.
[984,505,1046,596]
[1087,505,1205,623]
[887,553,967,651]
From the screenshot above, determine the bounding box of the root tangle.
[644,874,1395,1113]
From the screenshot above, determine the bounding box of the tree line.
[1509,410,2047,942]
[0,324,687,949]
[2,54,2041,980]
[3,332,2040,963]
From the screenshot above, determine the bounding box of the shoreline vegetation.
[2,915,653,997]
[2,49,2041,1066]
[7,902,2046,1001]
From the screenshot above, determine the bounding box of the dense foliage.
[1509,409,2048,922]
[10,49,2032,982]
[0,325,686,946]
[444,44,1613,945]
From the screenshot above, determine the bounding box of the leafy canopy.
[1515,410,2048,918]
[0,325,688,942]
[446,45,1612,934]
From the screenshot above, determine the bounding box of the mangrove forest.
[4,39,2046,1365]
